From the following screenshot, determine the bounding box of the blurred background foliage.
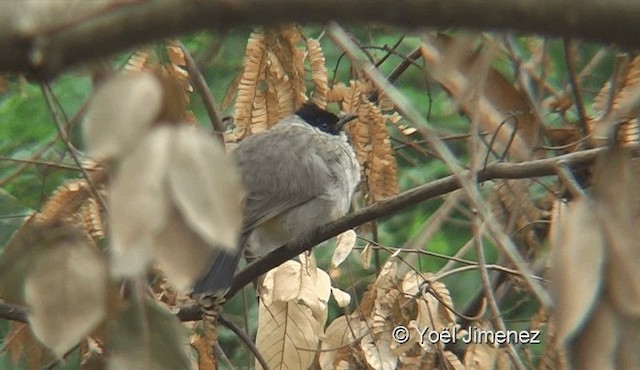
[0,25,615,368]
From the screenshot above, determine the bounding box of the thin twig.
[178,41,226,143]
[219,315,270,370]
[555,162,586,199]
[40,82,108,211]
[563,39,590,139]
[0,156,84,171]
[373,35,405,68]
[472,215,526,370]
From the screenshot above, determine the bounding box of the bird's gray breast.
[232,116,360,254]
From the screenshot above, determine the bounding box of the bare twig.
[555,162,586,199]
[39,82,107,211]
[178,41,226,143]
[218,315,270,370]
[563,39,590,138]
[473,215,526,370]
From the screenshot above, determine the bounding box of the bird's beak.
[336,113,358,130]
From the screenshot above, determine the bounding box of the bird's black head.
[295,103,355,135]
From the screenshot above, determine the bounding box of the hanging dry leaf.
[592,146,640,316]
[550,197,605,343]
[420,34,541,160]
[109,127,172,278]
[24,223,107,357]
[108,298,191,370]
[167,126,245,250]
[257,258,331,370]
[361,331,397,370]
[110,126,244,291]
[319,316,358,370]
[83,72,163,159]
[308,38,329,107]
[331,287,351,308]
[331,229,357,269]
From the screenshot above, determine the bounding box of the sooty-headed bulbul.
[193,103,360,294]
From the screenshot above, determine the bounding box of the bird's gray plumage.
[193,106,360,294]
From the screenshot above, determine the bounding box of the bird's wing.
[234,123,332,234]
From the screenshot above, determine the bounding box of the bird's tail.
[193,232,250,295]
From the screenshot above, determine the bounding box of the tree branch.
[2,0,640,78]
[175,146,603,321]
[0,300,27,323]
[0,147,603,323]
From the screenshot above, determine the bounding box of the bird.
[193,102,361,294]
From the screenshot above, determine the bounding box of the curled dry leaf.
[331,229,357,269]
[360,331,397,370]
[331,287,351,308]
[108,298,191,370]
[319,316,357,370]
[110,126,244,291]
[84,72,163,159]
[550,197,605,343]
[23,223,107,357]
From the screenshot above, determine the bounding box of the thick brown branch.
[0,300,27,323]
[0,148,603,324]
[1,0,640,78]
[175,147,603,321]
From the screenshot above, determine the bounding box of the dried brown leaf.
[319,316,356,370]
[550,197,605,343]
[3,322,50,369]
[258,259,331,370]
[234,31,267,138]
[256,300,320,370]
[361,331,398,370]
[308,38,329,107]
[109,126,171,278]
[616,315,640,369]
[331,287,351,308]
[420,34,540,160]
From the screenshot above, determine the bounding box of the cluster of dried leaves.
[227,25,400,203]
[2,22,640,370]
